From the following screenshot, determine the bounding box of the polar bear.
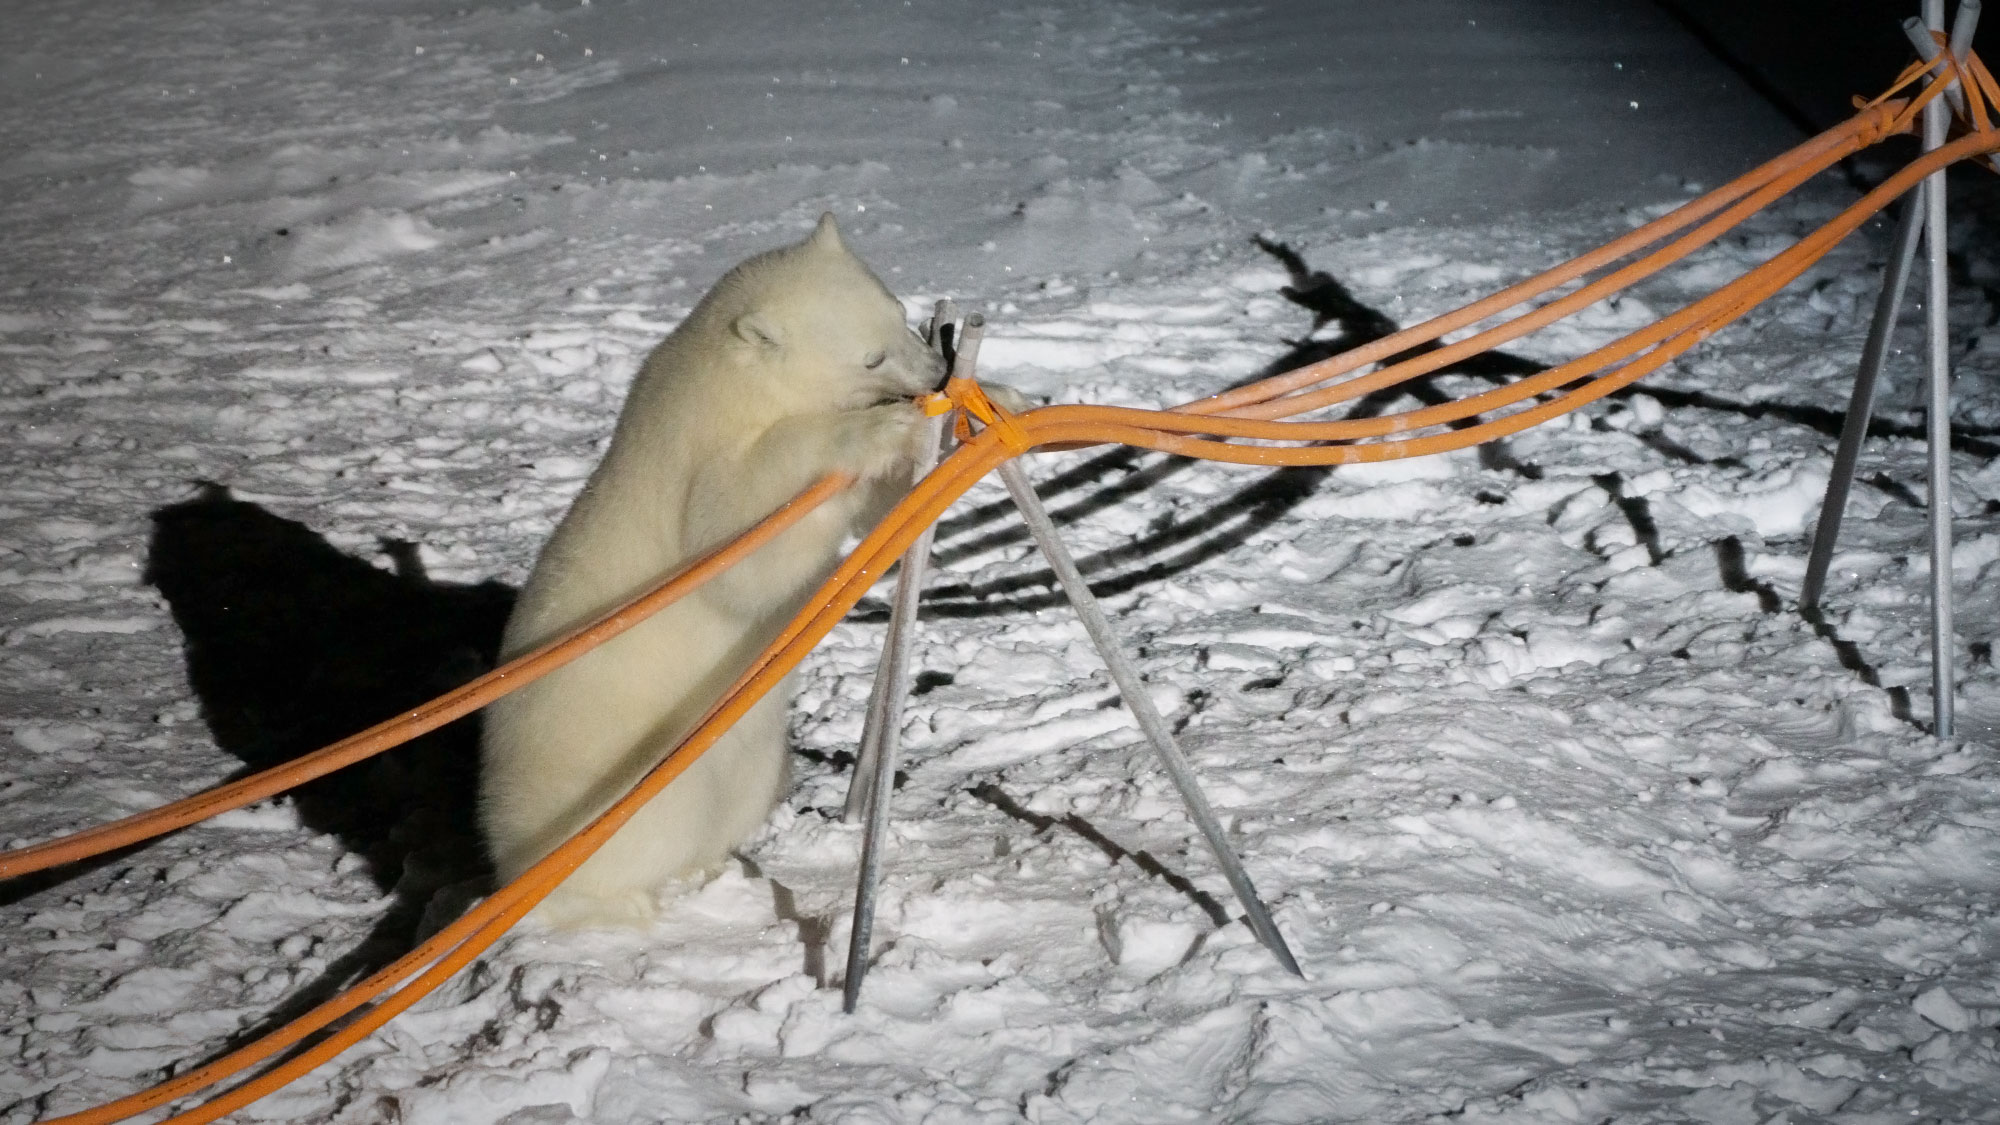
[480,214,942,925]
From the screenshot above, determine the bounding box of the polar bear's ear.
[733,310,783,349]
[809,212,845,252]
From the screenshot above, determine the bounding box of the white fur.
[480,215,941,926]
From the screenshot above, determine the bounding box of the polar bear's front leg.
[686,401,923,617]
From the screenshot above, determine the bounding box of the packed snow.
[4,1,2000,1122]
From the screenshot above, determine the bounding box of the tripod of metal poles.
[838,304,1302,1012]
[1801,0,1981,739]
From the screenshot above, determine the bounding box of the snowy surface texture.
[5,1,2000,1122]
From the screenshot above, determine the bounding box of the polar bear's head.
[709,214,943,411]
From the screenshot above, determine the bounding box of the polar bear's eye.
[863,351,886,370]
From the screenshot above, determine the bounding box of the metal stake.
[996,458,1303,977]
[840,305,956,1013]
[846,301,955,824]
[1921,0,1969,737]
[1800,188,1925,610]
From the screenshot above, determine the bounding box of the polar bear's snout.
[890,328,948,395]
[850,325,945,408]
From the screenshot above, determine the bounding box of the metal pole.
[1950,1,1982,59]
[996,458,1304,977]
[844,308,1308,1006]
[845,301,955,823]
[844,630,898,823]
[1800,190,1926,610]
[841,307,957,1012]
[1922,0,1967,737]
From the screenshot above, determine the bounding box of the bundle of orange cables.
[6,40,1998,1125]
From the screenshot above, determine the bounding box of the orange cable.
[0,473,853,880]
[1009,129,2000,457]
[1197,125,1869,424]
[1177,104,1896,416]
[30,453,1004,1125]
[22,51,2000,1124]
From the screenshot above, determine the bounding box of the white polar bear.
[480,214,942,926]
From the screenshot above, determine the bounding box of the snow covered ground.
[4,1,2000,1121]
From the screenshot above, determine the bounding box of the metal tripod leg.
[841,307,955,1013]
[839,415,944,1012]
[1799,188,1925,610]
[997,458,1304,977]
[846,301,956,824]
[1921,0,1958,737]
[1902,3,1991,168]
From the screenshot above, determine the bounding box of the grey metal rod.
[845,638,898,823]
[996,458,1303,977]
[1951,0,1982,57]
[845,300,956,823]
[1800,188,1926,610]
[1922,0,1960,738]
[841,309,961,1013]
[1904,2,1984,103]
[842,414,947,823]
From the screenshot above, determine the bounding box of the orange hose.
[0,472,853,881]
[1197,126,1871,424]
[990,128,2000,463]
[19,47,2000,1124]
[1177,102,1900,417]
[37,450,1007,1125]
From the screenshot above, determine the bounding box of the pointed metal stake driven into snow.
[841,301,955,1014]
[1917,0,1972,738]
[993,457,1303,976]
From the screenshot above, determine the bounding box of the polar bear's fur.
[480,214,941,925]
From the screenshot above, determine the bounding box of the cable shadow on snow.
[0,842,146,912]
[868,237,1551,621]
[143,484,512,1037]
[1616,382,2000,460]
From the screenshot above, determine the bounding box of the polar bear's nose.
[886,334,946,395]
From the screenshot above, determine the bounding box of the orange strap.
[934,374,1031,453]
[1861,32,2000,147]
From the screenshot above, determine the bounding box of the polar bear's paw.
[982,381,1037,415]
[837,400,928,480]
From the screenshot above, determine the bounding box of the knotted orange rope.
[927,375,1031,452]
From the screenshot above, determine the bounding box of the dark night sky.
[1668,0,1992,134]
